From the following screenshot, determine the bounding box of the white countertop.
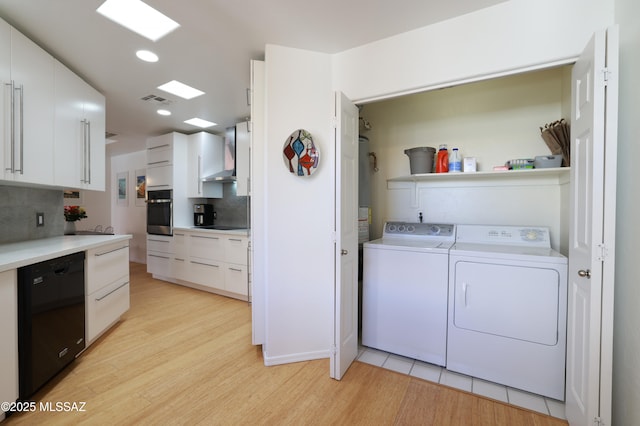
[0,234,132,272]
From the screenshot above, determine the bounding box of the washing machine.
[447,224,568,400]
[362,221,455,366]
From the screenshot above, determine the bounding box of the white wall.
[361,67,570,251]
[111,151,147,263]
[612,0,640,424]
[333,0,614,103]
[261,45,335,364]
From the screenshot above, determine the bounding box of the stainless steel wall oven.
[147,189,172,236]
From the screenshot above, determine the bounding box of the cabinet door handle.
[147,160,170,166]
[229,267,242,272]
[228,238,242,242]
[86,119,91,184]
[149,254,170,259]
[246,88,251,106]
[5,81,15,173]
[148,144,170,150]
[95,281,129,302]
[94,245,128,257]
[192,235,219,240]
[148,238,170,243]
[190,261,219,268]
[16,83,23,174]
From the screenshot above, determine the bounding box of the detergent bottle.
[449,148,462,172]
[436,144,449,173]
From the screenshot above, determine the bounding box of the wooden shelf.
[387,167,570,183]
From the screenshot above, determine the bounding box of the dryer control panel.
[455,225,550,247]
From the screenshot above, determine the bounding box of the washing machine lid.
[450,242,567,264]
[364,238,453,253]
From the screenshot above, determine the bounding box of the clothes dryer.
[447,225,568,400]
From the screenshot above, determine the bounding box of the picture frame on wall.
[135,169,146,207]
[117,171,128,206]
[63,189,83,206]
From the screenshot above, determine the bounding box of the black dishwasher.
[18,251,86,399]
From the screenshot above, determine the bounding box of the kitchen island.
[1,234,132,421]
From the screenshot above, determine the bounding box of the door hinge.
[602,68,611,85]
[597,243,609,261]
[594,416,604,426]
[330,344,337,355]
[331,116,337,129]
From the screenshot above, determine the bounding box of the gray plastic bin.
[404,147,436,174]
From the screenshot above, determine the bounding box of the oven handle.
[147,199,172,203]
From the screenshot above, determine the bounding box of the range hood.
[202,126,236,182]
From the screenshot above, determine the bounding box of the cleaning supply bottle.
[449,148,462,172]
[436,144,449,173]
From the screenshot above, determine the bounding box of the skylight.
[157,80,205,100]
[97,0,180,42]
[184,118,217,128]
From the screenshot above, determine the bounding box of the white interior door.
[331,91,358,380]
[566,26,618,426]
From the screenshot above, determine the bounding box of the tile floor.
[357,345,566,420]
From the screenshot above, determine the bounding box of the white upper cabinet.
[0,18,105,190]
[54,60,106,190]
[1,26,55,185]
[187,131,223,198]
[235,121,250,196]
[0,20,10,182]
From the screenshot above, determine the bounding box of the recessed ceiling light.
[157,109,171,116]
[97,0,180,42]
[136,50,159,63]
[184,118,217,128]
[157,80,205,100]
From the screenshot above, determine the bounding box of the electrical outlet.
[36,212,45,227]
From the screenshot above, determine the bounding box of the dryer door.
[452,260,560,345]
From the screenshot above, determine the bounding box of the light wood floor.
[5,262,568,425]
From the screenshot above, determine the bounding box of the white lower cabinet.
[147,235,173,278]
[0,269,18,418]
[225,263,248,295]
[156,229,249,300]
[172,231,189,282]
[86,241,130,345]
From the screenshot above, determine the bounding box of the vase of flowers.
[64,206,87,235]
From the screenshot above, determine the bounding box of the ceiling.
[0,0,506,156]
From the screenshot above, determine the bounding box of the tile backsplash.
[209,183,248,228]
[0,185,64,244]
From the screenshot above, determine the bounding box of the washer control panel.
[383,222,455,238]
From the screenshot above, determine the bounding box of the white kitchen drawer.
[188,259,224,290]
[147,252,172,277]
[225,236,248,265]
[86,277,130,344]
[147,235,173,253]
[225,263,248,296]
[86,242,129,294]
[172,257,188,282]
[189,233,224,261]
[146,164,172,189]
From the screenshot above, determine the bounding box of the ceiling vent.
[140,94,174,105]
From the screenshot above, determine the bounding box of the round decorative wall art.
[283,129,320,177]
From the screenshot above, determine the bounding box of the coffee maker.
[193,204,214,226]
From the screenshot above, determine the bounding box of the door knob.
[341,249,348,256]
[578,269,591,279]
